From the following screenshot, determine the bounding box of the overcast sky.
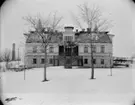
[0,0,135,57]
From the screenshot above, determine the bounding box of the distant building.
[24,26,114,68]
[113,56,133,66]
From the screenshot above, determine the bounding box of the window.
[40,48,45,53]
[49,46,54,53]
[64,36,73,41]
[101,59,104,64]
[101,45,105,53]
[66,47,71,56]
[49,58,53,64]
[33,58,37,64]
[33,46,37,53]
[84,59,88,64]
[92,45,96,53]
[84,45,88,53]
[93,59,96,64]
[41,58,45,64]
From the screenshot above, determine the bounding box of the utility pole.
[110,53,112,76]
[18,48,19,67]
[24,67,26,80]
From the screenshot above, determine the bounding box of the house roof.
[75,32,112,43]
[24,31,113,44]
[24,31,63,43]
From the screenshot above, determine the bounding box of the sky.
[0,0,135,57]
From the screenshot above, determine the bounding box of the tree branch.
[76,2,112,31]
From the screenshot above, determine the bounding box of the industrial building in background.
[12,43,16,61]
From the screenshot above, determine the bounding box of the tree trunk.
[6,61,9,70]
[64,44,66,68]
[71,46,72,68]
[42,47,48,82]
[90,40,95,79]
[91,54,94,79]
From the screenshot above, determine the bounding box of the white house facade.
[24,26,114,68]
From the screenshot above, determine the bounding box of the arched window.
[101,59,104,64]
[41,58,45,64]
[33,58,37,64]
[84,59,88,64]
[93,59,96,64]
[49,46,54,53]
[40,47,45,53]
[92,45,96,53]
[84,45,88,53]
[33,46,37,53]
[49,58,53,64]
[101,45,105,53]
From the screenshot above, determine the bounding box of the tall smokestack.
[12,43,16,61]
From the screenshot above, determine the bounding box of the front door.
[65,57,72,68]
[58,45,79,67]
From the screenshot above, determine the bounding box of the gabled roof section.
[24,31,63,43]
[75,31,112,43]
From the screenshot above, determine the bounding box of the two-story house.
[24,26,114,68]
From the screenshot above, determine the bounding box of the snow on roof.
[75,32,112,43]
[24,30,113,44]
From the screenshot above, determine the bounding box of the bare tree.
[73,3,112,79]
[0,53,3,62]
[73,3,112,31]
[23,12,63,82]
[2,49,12,69]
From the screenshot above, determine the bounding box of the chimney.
[12,43,16,61]
[55,30,58,33]
[76,29,78,33]
[87,28,91,32]
[82,28,85,32]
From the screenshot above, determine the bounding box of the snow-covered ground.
[1,65,135,105]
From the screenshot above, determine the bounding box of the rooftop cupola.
[63,26,75,42]
[64,26,74,32]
